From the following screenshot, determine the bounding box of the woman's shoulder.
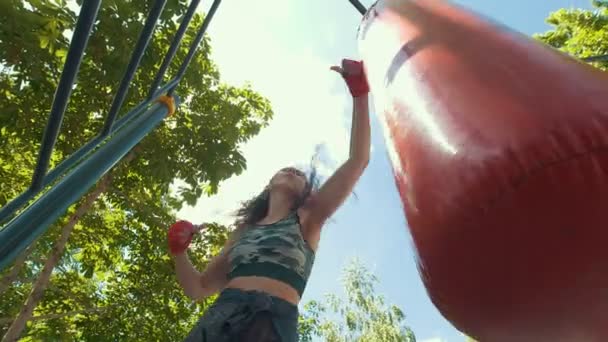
[224,223,249,245]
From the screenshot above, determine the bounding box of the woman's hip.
[183,288,299,342]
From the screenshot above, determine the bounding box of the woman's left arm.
[302,59,371,232]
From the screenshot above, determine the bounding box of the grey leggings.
[183,288,299,342]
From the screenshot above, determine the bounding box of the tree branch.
[1,148,139,342]
[1,175,112,342]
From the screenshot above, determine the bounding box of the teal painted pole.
[0,97,179,271]
[101,0,168,136]
[30,0,101,190]
[0,77,180,225]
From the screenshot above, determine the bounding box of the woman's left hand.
[331,59,369,97]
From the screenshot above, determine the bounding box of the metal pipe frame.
[168,0,222,96]
[30,0,102,191]
[100,0,168,136]
[148,0,202,100]
[0,97,180,271]
[0,77,179,225]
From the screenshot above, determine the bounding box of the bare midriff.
[225,276,300,305]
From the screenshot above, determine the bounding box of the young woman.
[168,58,371,342]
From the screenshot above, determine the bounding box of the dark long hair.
[234,165,320,228]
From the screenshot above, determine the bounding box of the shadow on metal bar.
[168,0,222,96]
[148,0,202,100]
[0,97,180,271]
[30,0,102,191]
[101,0,168,136]
[0,77,179,226]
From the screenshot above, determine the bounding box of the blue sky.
[180,1,594,341]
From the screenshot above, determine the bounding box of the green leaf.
[83,266,94,279]
[54,48,67,58]
[39,35,50,49]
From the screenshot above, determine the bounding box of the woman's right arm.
[172,250,227,300]
[172,228,240,301]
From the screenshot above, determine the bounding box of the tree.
[299,259,416,342]
[534,0,608,70]
[0,0,272,340]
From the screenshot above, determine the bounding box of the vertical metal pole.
[168,0,222,96]
[101,0,168,136]
[30,0,101,190]
[348,0,367,15]
[148,0,202,100]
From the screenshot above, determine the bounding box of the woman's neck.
[260,190,296,224]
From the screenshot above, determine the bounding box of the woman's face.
[269,167,308,197]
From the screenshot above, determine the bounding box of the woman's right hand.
[168,221,204,255]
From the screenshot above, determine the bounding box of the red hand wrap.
[341,59,370,97]
[168,220,195,255]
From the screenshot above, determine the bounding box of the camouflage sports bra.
[227,212,315,296]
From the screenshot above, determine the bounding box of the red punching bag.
[358,1,608,341]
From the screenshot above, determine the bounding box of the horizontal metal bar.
[0,77,179,225]
[168,0,222,96]
[348,0,367,15]
[0,96,180,271]
[0,189,35,227]
[44,77,179,184]
[30,0,102,191]
[148,0,202,100]
[101,0,168,136]
[582,54,608,63]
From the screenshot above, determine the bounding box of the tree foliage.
[299,259,416,342]
[535,0,608,70]
[0,0,272,340]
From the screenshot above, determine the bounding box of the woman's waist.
[227,261,309,297]
[225,276,301,306]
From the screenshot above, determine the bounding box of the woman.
[168,58,370,342]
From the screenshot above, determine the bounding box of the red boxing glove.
[334,59,370,97]
[168,220,197,255]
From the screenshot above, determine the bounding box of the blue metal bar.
[101,0,168,136]
[151,77,181,98]
[0,189,35,226]
[168,0,222,96]
[348,0,367,15]
[0,97,180,271]
[148,0,201,100]
[45,77,179,182]
[0,77,179,225]
[30,0,101,191]
[582,54,608,62]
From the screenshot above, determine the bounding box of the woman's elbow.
[350,155,370,170]
[184,275,222,301]
[361,155,370,168]
[183,288,202,301]
[183,285,215,301]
